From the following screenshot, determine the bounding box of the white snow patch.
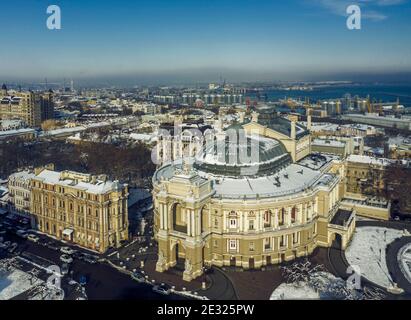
[270,282,320,300]
[346,227,403,288]
[0,269,43,300]
[271,271,361,300]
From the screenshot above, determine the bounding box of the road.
[1,232,187,300]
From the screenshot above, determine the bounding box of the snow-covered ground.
[270,282,320,300]
[0,258,66,300]
[0,268,43,300]
[398,243,411,284]
[271,271,363,300]
[346,227,403,288]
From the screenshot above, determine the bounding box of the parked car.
[27,234,40,242]
[61,263,69,275]
[47,243,60,251]
[16,230,28,238]
[83,255,98,264]
[152,283,171,295]
[60,254,73,264]
[131,271,145,283]
[60,246,76,255]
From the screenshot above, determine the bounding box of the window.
[293,232,299,244]
[264,210,271,226]
[214,218,218,228]
[280,235,287,248]
[229,218,237,229]
[249,220,254,230]
[291,207,296,223]
[280,208,285,226]
[264,237,271,250]
[229,240,237,251]
[213,240,218,248]
[249,242,255,252]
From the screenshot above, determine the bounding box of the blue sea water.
[247,84,411,107]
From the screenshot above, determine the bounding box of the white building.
[8,171,35,217]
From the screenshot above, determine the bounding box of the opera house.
[153,108,355,281]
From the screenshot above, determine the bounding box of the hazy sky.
[1,0,411,84]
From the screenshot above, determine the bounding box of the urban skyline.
[1,0,411,309]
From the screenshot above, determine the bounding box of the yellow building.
[30,164,129,252]
[153,116,355,282]
[0,85,54,127]
[242,107,311,162]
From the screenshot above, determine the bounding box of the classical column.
[259,211,263,231]
[308,201,313,220]
[196,210,201,235]
[159,204,164,229]
[274,209,279,229]
[186,209,191,236]
[191,209,195,237]
[164,204,169,230]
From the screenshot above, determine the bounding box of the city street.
[0,230,187,300]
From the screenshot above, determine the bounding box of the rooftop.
[194,133,292,177]
[33,169,124,195]
[330,209,353,226]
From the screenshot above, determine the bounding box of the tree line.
[0,140,155,188]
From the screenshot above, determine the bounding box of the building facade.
[153,119,355,281]
[8,170,35,217]
[0,85,54,127]
[30,164,129,252]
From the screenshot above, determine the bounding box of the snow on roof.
[347,155,391,166]
[154,160,338,200]
[0,128,35,137]
[9,170,35,181]
[39,121,110,137]
[129,133,155,143]
[212,163,323,198]
[34,169,123,194]
[312,139,346,148]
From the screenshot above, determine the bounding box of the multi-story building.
[345,155,390,196]
[39,90,55,121]
[0,85,54,127]
[311,136,364,158]
[155,120,213,166]
[153,115,355,282]
[30,164,129,252]
[8,170,35,217]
